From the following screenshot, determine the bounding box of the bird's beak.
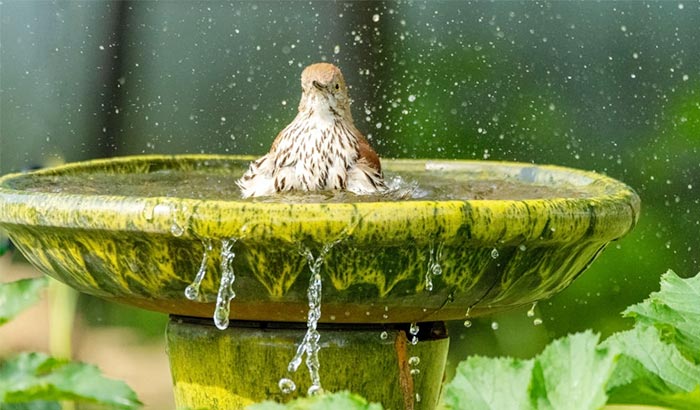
[312,80,325,91]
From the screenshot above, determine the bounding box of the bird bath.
[0,154,639,409]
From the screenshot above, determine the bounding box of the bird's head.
[299,63,352,119]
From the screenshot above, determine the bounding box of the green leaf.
[607,325,700,392]
[0,277,48,326]
[442,332,616,410]
[530,331,617,410]
[246,391,383,410]
[624,270,700,362]
[442,356,534,410]
[0,352,141,409]
[603,270,700,409]
[605,325,700,397]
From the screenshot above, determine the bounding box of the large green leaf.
[605,325,700,409]
[441,331,616,410]
[442,356,534,410]
[439,271,700,409]
[530,331,617,410]
[0,277,48,326]
[606,325,700,392]
[623,270,700,362]
[0,352,141,409]
[247,391,383,410]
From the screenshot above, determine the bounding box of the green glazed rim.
[0,154,639,246]
[0,155,640,323]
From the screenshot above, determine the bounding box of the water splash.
[424,240,443,292]
[286,241,338,396]
[213,238,237,330]
[185,239,214,301]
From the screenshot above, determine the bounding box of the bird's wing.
[354,130,382,173]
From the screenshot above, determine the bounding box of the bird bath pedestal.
[0,155,639,409]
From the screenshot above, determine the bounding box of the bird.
[237,63,386,198]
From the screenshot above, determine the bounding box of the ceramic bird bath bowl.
[0,154,640,409]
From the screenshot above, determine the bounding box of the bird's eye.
[335,83,340,90]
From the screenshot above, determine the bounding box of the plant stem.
[48,276,79,410]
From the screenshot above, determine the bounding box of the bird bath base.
[167,317,448,409]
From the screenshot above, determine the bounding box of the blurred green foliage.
[1,1,698,361]
[0,278,141,409]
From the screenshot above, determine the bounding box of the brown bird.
[237,63,386,198]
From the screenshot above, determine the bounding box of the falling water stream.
[284,241,338,396]
[213,239,238,330]
[183,233,343,395]
[184,238,238,330]
[184,239,213,301]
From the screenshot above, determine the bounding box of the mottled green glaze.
[0,155,640,322]
[167,318,449,410]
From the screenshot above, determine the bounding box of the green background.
[1,0,698,367]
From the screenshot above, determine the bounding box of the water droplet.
[408,356,420,366]
[168,203,190,237]
[415,393,422,402]
[424,240,443,292]
[408,94,416,102]
[278,378,296,394]
[463,320,472,328]
[491,321,499,330]
[410,368,420,375]
[170,223,184,237]
[410,336,419,345]
[372,14,380,22]
[380,331,388,340]
[184,285,198,300]
[409,322,419,336]
[142,205,154,221]
[333,45,340,54]
[518,244,527,251]
[490,248,499,258]
[307,384,324,396]
[533,318,543,326]
[527,302,537,318]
